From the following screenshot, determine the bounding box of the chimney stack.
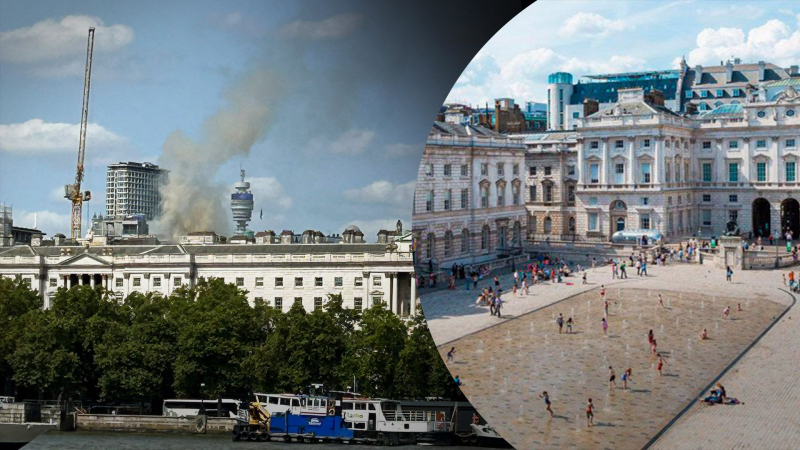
[758,61,766,81]
[790,65,799,76]
[645,89,665,107]
[583,98,599,117]
[725,60,734,83]
[694,65,703,85]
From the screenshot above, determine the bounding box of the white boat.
[468,423,512,447]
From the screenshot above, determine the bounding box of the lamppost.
[199,383,206,415]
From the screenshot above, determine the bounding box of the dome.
[344,225,361,233]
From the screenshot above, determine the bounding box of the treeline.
[0,277,461,408]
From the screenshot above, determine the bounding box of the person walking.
[557,313,564,334]
[656,353,665,376]
[641,260,648,276]
[658,293,665,308]
[601,317,609,336]
[585,399,594,427]
[446,347,456,364]
[494,291,503,318]
[566,316,573,334]
[701,328,708,340]
[489,294,496,316]
[723,305,730,319]
[604,299,610,318]
[539,391,554,417]
[582,271,588,285]
[726,265,733,282]
[620,261,628,279]
[622,368,631,390]
[608,366,617,389]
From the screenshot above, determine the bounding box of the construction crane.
[65,27,95,241]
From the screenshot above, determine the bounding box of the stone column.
[577,139,585,186]
[90,275,96,288]
[362,271,371,309]
[742,137,751,181]
[124,273,130,297]
[391,273,399,316]
[627,137,635,185]
[63,274,69,289]
[715,139,724,183]
[771,136,780,183]
[653,139,662,185]
[600,138,609,185]
[410,274,417,317]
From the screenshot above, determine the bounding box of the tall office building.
[106,162,169,220]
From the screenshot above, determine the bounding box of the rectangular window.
[315,277,323,287]
[702,163,712,182]
[461,188,468,209]
[481,163,488,176]
[355,277,363,287]
[133,278,141,287]
[787,139,797,148]
[588,196,598,206]
[615,140,624,149]
[702,210,712,226]
[567,185,576,204]
[678,196,683,205]
[686,90,694,99]
[49,278,57,287]
[703,194,711,202]
[588,213,598,231]
[640,214,650,229]
[701,90,709,98]
[154,277,162,287]
[254,297,263,304]
[567,165,575,176]
[275,277,283,287]
[544,166,552,176]
[424,163,433,176]
[729,163,739,182]
[641,197,649,206]
[294,297,303,306]
[529,185,537,202]
[756,139,767,149]
[641,163,651,183]
[354,297,363,313]
[255,277,264,287]
[643,139,651,148]
[668,196,673,205]
[461,164,468,176]
[590,141,599,149]
[729,194,738,203]
[702,141,711,149]
[443,164,451,176]
[335,277,343,287]
[729,140,739,149]
[530,166,537,176]
[716,89,724,97]
[275,297,283,310]
[235,277,244,287]
[787,161,796,182]
[372,296,383,305]
[513,164,519,176]
[757,162,767,182]
[497,188,504,206]
[497,164,504,176]
[116,278,124,287]
[512,186,520,205]
[314,297,323,311]
[481,187,488,208]
[615,163,625,184]
[732,88,741,97]
[590,164,599,184]
[295,277,303,287]
[573,112,580,119]
[426,190,434,212]
[544,185,553,202]
[444,190,451,210]
[174,277,182,286]
[373,276,381,287]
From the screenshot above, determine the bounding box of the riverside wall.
[76,414,236,434]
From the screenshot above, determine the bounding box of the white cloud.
[385,143,422,158]
[14,209,71,236]
[560,12,629,38]
[244,176,293,211]
[454,50,501,87]
[0,119,129,154]
[685,16,800,67]
[329,129,376,155]
[343,180,415,208]
[50,186,66,202]
[278,13,363,40]
[0,15,134,64]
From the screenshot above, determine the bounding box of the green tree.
[9,285,122,401]
[170,278,262,406]
[94,292,177,404]
[350,301,407,398]
[0,278,43,396]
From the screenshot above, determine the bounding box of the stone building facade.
[0,227,416,318]
[413,122,527,269]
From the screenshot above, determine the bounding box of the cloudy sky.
[0,0,521,240]
[448,0,800,105]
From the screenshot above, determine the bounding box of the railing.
[383,410,446,422]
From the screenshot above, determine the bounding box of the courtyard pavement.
[423,262,796,449]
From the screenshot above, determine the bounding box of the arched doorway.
[610,200,627,236]
[781,198,799,238]
[752,198,771,237]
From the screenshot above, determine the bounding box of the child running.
[657,353,665,376]
[539,391,554,417]
[585,399,594,427]
[723,305,731,319]
[601,317,609,336]
[608,366,617,389]
[658,293,664,308]
[446,347,456,364]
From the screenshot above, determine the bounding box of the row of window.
[589,139,652,150]
[422,223,523,258]
[687,88,743,99]
[423,162,521,177]
[49,276,384,289]
[700,161,796,183]
[587,162,652,184]
[529,184,576,203]
[423,185,522,212]
[250,296,376,313]
[529,165,576,176]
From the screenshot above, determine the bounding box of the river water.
[26,431,485,449]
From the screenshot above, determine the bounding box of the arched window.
[544,217,552,233]
[481,225,490,251]
[444,231,453,257]
[426,233,435,259]
[513,221,521,246]
[461,229,470,253]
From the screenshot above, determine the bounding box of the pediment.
[59,252,110,267]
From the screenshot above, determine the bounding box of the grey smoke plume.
[154,68,282,238]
